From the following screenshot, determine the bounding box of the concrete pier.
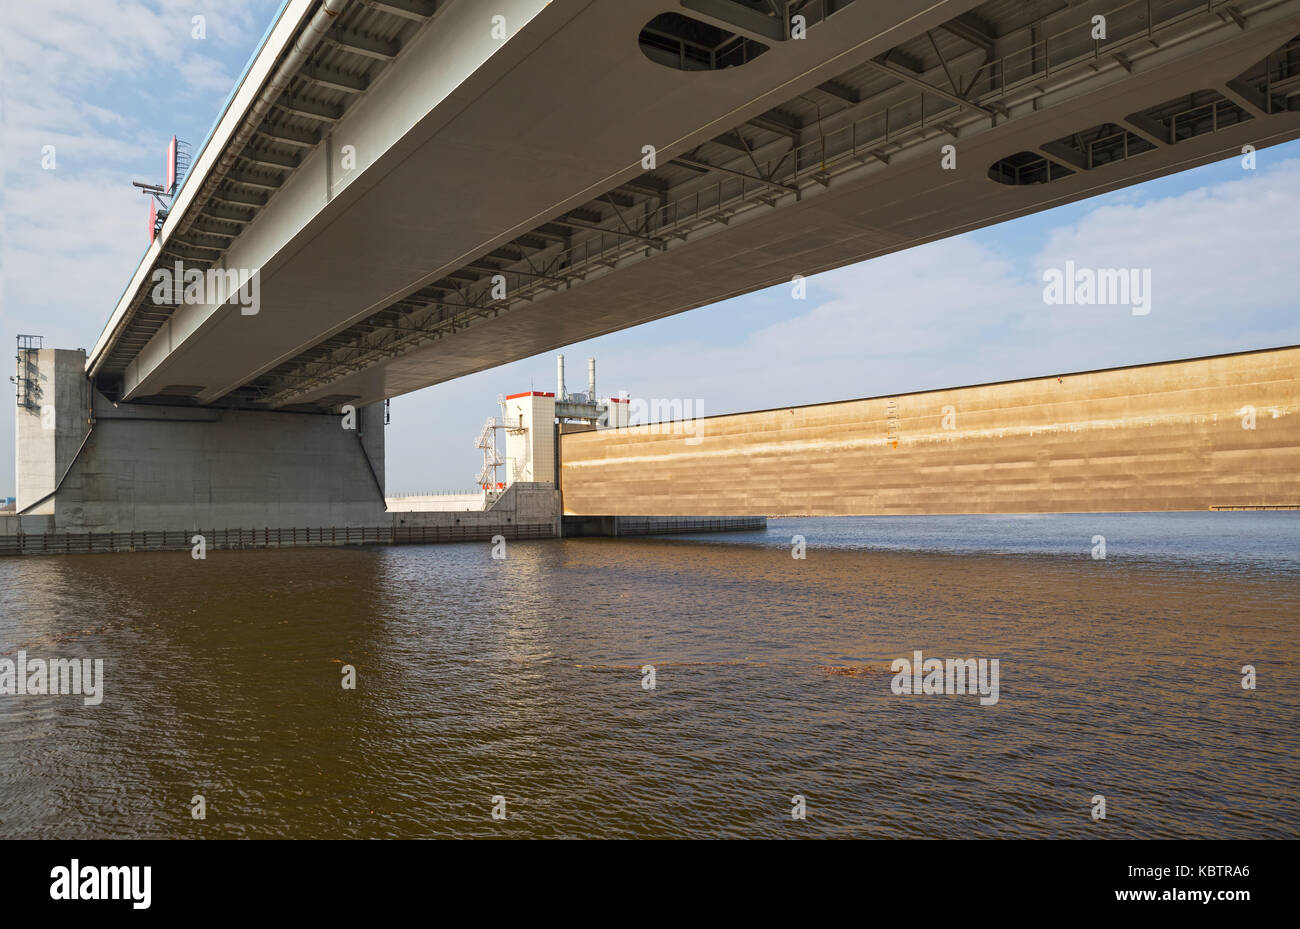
[15,347,385,532]
[4,344,740,555]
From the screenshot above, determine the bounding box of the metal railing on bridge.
[0,522,554,557]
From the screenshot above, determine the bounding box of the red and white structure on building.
[475,356,628,495]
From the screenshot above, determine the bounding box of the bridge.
[91,0,1300,409]
[9,0,1300,539]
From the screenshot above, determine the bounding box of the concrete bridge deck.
[88,0,1300,412]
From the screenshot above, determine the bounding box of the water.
[1,513,1296,838]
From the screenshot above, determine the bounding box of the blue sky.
[4,0,1299,496]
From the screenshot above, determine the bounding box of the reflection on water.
[1,513,1297,838]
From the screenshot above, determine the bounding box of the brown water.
[1,515,1297,838]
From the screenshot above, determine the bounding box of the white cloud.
[1034,160,1300,321]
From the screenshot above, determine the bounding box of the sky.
[2,0,1298,496]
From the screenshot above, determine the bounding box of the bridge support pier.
[14,347,386,533]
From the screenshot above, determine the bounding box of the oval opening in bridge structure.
[639,12,769,71]
[987,151,1076,186]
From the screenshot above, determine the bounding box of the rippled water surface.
[1,513,1297,838]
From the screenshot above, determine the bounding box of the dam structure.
[560,345,1300,518]
[7,0,1300,550]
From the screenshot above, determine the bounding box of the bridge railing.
[0,522,555,557]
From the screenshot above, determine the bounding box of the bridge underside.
[91,0,1300,414]
[558,346,1300,517]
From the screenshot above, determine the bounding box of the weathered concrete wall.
[60,402,388,532]
[16,348,388,532]
[0,514,55,536]
[387,492,486,512]
[560,347,1300,516]
[0,483,563,555]
[392,482,560,536]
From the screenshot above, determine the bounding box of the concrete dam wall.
[559,346,1300,517]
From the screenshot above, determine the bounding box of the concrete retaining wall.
[391,482,561,536]
[0,522,555,557]
[560,347,1300,516]
[1,479,561,556]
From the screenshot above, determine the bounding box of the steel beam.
[326,26,401,60]
[866,55,997,117]
[671,156,800,195]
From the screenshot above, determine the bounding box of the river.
[2,512,1296,838]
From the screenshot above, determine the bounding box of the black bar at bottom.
[0,838,1277,916]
